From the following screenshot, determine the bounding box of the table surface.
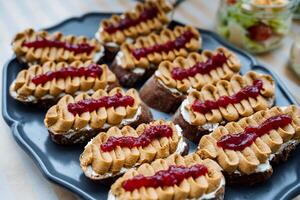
[0,0,300,199]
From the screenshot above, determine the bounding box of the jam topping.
[171,53,227,80]
[104,6,159,34]
[31,64,103,85]
[132,30,196,60]
[122,164,208,191]
[247,23,273,42]
[100,125,173,152]
[192,79,263,114]
[67,93,135,116]
[22,39,95,54]
[217,114,292,151]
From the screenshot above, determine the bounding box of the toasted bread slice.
[80,120,189,182]
[45,87,153,145]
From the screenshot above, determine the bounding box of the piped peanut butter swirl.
[12,28,102,64]
[44,87,141,134]
[182,71,275,127]
[111,153,224,200]
[97,0,172,46]
[156,47,241,93]
[117,26,200,70]
[10,61,117,103]
[80,120,181,177]
[197,105,300,175]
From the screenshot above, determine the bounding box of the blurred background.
[0,0,300,199]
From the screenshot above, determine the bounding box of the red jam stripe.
[22,39,95,54]
[104,6,159,34]
[100,125,173,152]
[122,164,208,191]
[171,52,227,80]
[132,30,196,60]
[217,114,292,151]
[192,79,263,114]
[31,64,103,85]
[67,93,135,116]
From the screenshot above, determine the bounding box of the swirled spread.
[171,52,227,80]
[97,0,172,46]
[44,87,141,133]
[197,105,300,175]
[104,6,159,34]
[191,79,263,114]
[101,124,172,151]
[131,30,196,60]
[156,47,241,93]
[117,26,200,70]
[111,153,224,200]
[67,93,135,116]
[12,28,102,64]
[122,164,208,191]
[181,71,275,126]
[217,114,292,151]
[80,120,181,176]
[31,64,103,85]
[10,61,117,102]
[22,39,94,54]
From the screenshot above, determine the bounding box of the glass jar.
[290,36,300,78]
[294,3,300,19]
[217,0,298,53]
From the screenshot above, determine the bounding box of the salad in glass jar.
[294,3,300,18]
[217,0,297,53]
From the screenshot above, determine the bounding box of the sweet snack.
[12,28,103,64]
[108,153,225,200]
[197,105,300,185]
[80,120,189,181]
[173,71,275,143]
[9,61,119,106]
[95,0,173,58]
[111,25,201,87]
[44,87,153,144]
[140,47,240,113]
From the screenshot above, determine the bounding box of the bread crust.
[173,108,209,143]
[48,103,153,145]
[110,59,156,88]
[223,168,273,186]
[270,140,299,165]
[140,76,186,113]
[102,44,120,62]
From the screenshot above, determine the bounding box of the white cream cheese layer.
[115,51,146,75]
[95,28,134,49]
[180,99,219,132]
[154,70,184,95]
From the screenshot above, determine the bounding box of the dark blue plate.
[2,12,300,200]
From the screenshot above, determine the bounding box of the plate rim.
[2,11,300,200]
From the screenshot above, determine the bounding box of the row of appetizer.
[8,0,300,199]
